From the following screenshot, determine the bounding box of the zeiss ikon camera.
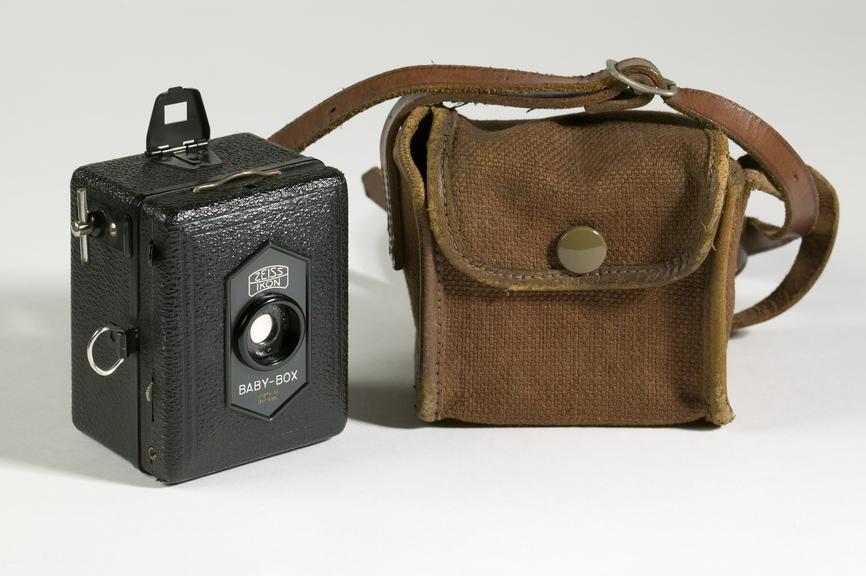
[70,88,348,483]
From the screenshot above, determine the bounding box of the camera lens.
[249,313,275,345]
[236,295,305,370]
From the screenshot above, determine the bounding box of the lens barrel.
[235,294,305,370]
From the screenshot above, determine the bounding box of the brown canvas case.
[270,58,839,426]
[394,107,740,425]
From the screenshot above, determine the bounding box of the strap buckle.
[606,59,678,98]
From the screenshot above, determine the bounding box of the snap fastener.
[556,226,607,274]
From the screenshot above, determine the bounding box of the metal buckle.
[87,325,127,377]
[606,59,678,98]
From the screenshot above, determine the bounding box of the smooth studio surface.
[0,1,864,575]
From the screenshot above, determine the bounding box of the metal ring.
[606,59,678,98]
[87,326,125,377]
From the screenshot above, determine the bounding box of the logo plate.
[228,244,309,419]
[248,264,289,297]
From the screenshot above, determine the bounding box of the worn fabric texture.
[393,106,745,426]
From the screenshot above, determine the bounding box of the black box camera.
[70,87,347,483]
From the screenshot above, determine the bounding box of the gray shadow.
[343,264,745,432]
[728,328,749,340]
[2,255,784,489]
[0,256,422,486]
[346,265,425,429]
[0,287,158,487]
[348,377,423,429]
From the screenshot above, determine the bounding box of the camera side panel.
[69,172,140,467]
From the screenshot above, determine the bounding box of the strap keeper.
[362,167,388,210]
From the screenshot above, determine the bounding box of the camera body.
[70,88,347,483]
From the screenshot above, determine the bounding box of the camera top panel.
[72,133,316,202]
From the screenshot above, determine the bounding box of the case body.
[391,107,744,426]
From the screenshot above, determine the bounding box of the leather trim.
[374,90,655,269]
[269,61,819,250]
[667,88,818,238]
[732,166,838,329]
[270,59,834,327]
[361,167,386,209]
[270,64,634,151]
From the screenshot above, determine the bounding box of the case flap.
[423,108,730,291]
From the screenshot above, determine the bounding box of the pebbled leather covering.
[71,133,347,483]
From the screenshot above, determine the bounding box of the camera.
[70,87,348,483]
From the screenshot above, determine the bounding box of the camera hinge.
[145,86,222,170]
[148,139,209,158]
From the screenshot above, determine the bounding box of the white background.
[1,1,864,574]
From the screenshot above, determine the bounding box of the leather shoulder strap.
[667,89,818,238]
[271,63,629,150]
[270,59,818,240]
[269,58,837,328]
[732,164,838,329]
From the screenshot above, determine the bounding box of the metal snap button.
[556,226,607,274]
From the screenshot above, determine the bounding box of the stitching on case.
[433,250,445,420]
[435,113,726,283]
[437,113,660,280]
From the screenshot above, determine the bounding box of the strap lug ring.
[87,326,126,377]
